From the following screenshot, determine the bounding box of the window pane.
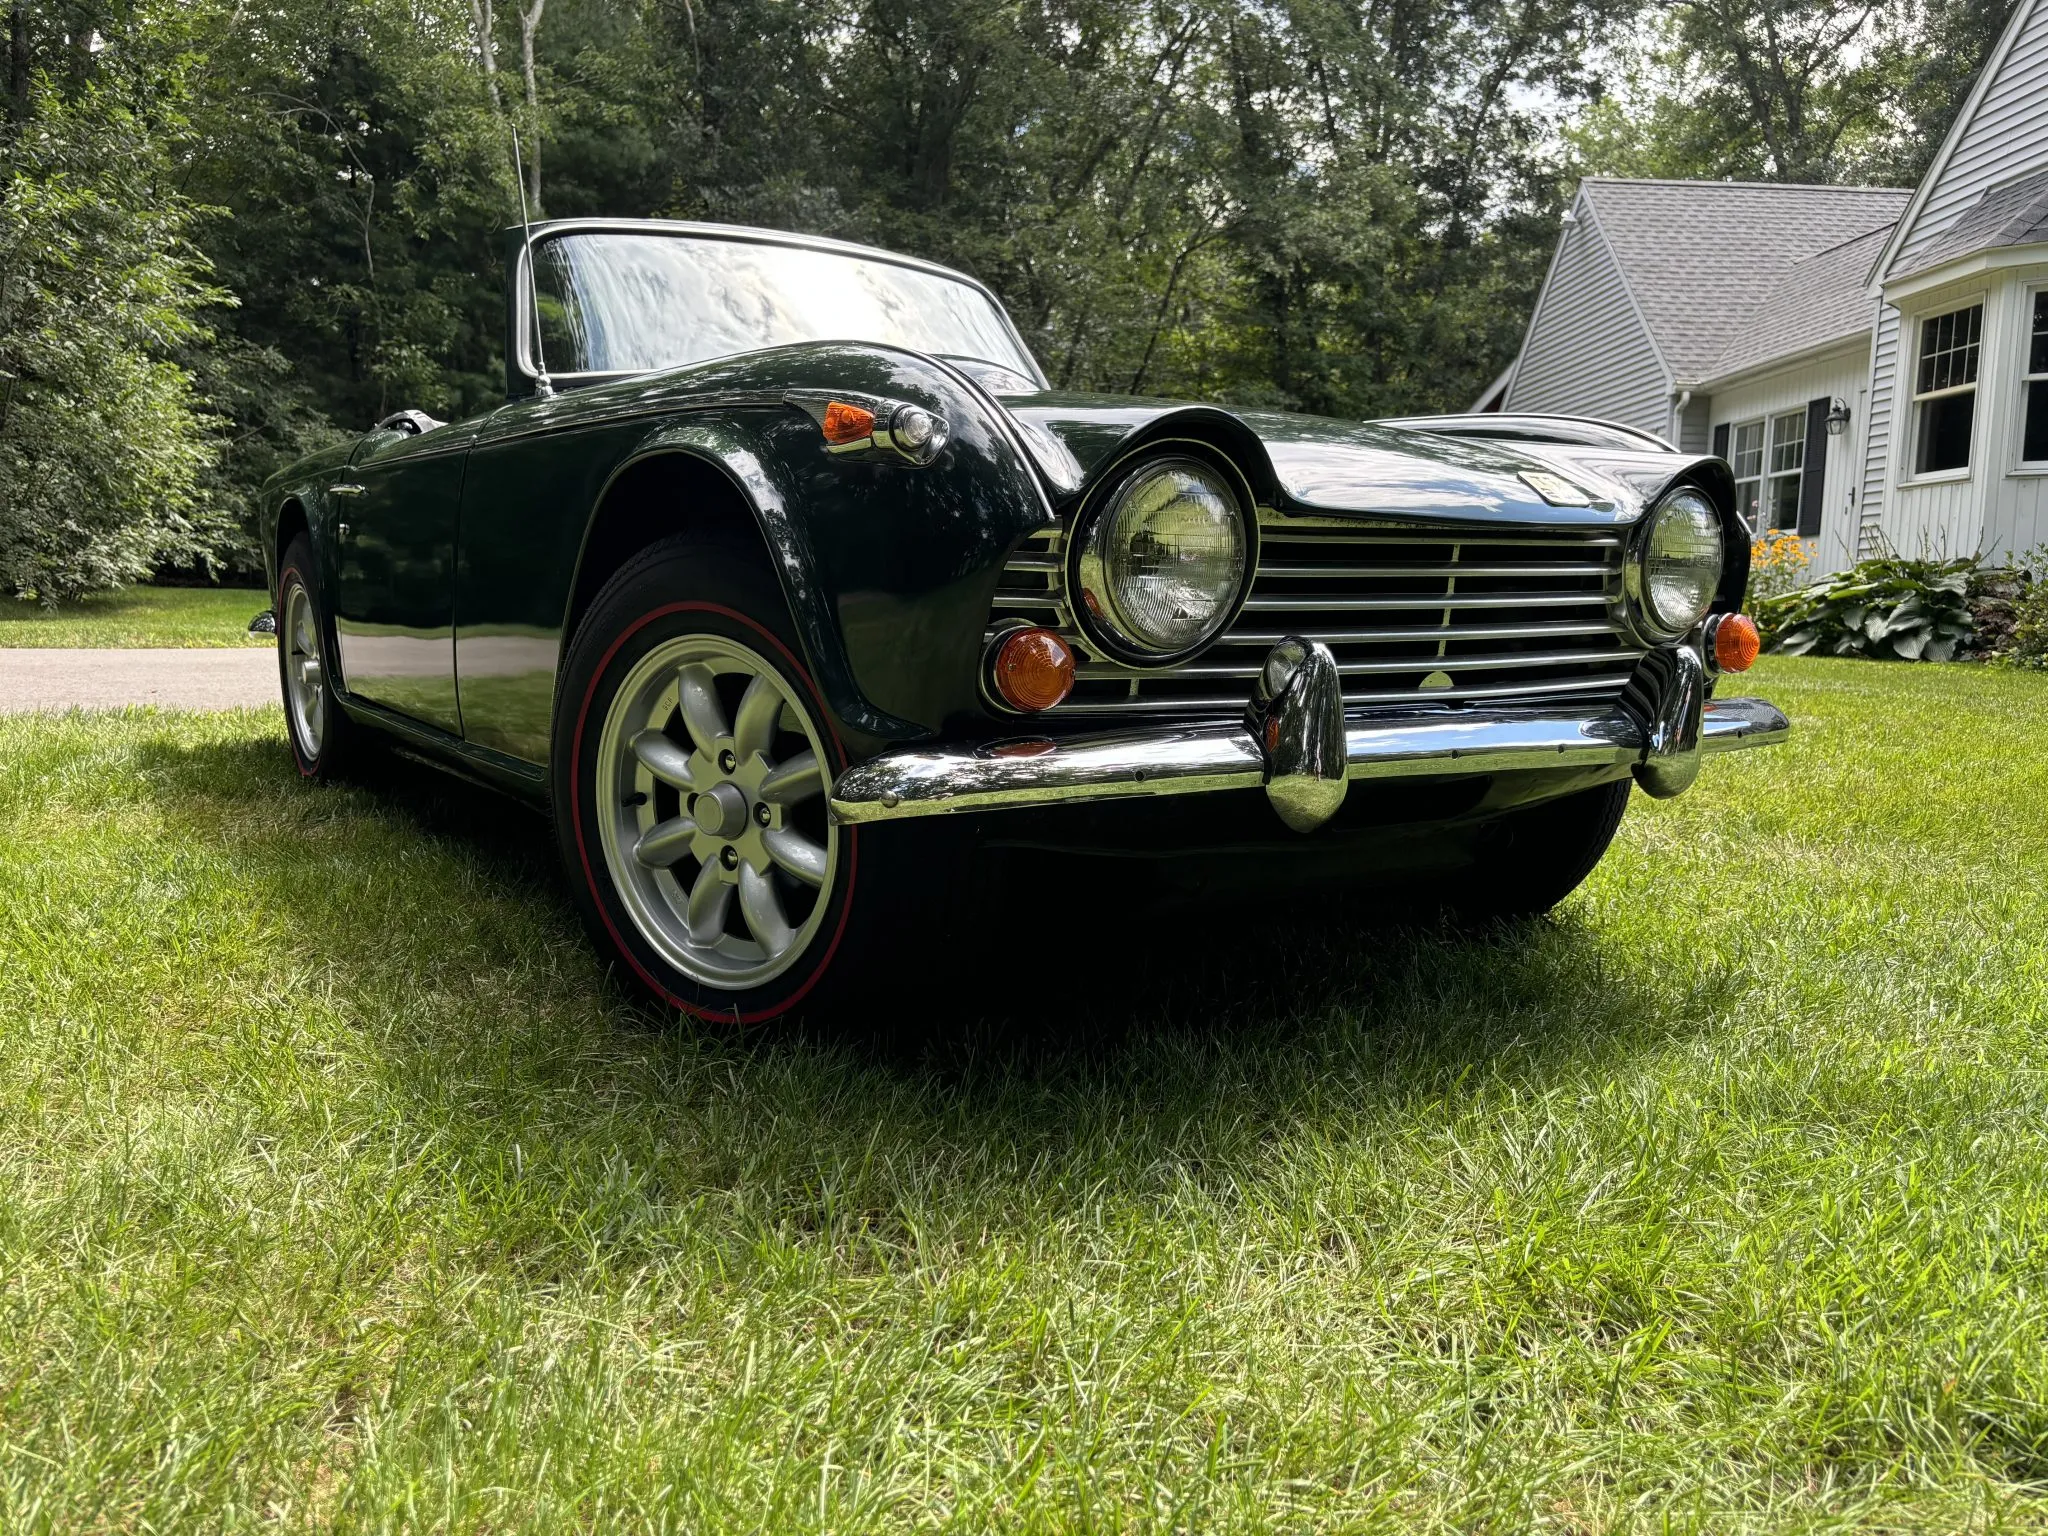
[2032,291,2048,377]
[1768,410,1806,474]
[1917,304,1982,394]
[1915,390,1976,473]
[1732,421,1765,479]
[1766,474,1802,530]
[1735,479,1762,530]
[2025,379,2048,464]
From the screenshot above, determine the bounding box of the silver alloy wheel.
[283,582,325,757]
[594,633,838,991]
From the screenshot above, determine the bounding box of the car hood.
[996,392,1710,529]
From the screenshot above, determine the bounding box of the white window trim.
[1901,297,1985,486]
[2016,281,2048,475]
[1724,410,1808,532]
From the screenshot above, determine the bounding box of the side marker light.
[821,400,876,445]
[1712,613,1761,673]
[991,628,1075,712]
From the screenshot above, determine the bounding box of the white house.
[1493,0,2048,574]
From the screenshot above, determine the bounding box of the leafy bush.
[1745,531,1813,604]
[1985,553,2048,668]
[1965,563,2028,660]
[1756,556,1976,661]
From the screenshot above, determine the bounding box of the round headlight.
[1637,489,1724,635]
[1076,458,1249,658]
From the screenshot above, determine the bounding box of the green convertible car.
[261,218,1787,1021]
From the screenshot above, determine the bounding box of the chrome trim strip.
[829,694,1790,823]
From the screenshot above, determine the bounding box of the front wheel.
[1455,777,1632,921]
[555,539,936,1023]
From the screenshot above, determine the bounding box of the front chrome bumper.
[829,638,1788,829]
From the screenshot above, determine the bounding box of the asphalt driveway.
[0,649,277,713]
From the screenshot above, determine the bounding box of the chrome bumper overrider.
[830,637,1788,830]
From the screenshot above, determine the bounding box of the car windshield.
[530,231,1040,382]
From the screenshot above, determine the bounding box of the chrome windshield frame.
[511,218,1049,392]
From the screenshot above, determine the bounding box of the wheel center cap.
[691,780,749,840]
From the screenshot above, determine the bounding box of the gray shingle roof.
[1579,178,1912,385]
[1898,163,2048,276]
[1701,224,1894,384]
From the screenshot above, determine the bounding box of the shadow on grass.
[128,728,1687,1199]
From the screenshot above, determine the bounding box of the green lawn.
[0,584,271,647]
[5,657,2048,1530]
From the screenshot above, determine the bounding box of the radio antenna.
[511,126,554,400]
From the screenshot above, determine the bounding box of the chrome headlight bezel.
[1070,450,1257,666]
[1628,486,1726,639]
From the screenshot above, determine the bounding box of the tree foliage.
[1567,0,2022,185]
[0,19,225,601]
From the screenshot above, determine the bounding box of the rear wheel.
[1456,778,1632,920]
[276,534,371,778]
[554,538,951,1023]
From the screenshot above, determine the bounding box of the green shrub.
[1757,556,1976,662]
[2000,578,2048,670]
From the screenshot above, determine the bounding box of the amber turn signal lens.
[1714,612,1761,673]
[991,627,1075,712]
[821,400,876,445]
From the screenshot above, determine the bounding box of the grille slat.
[1077,646,1646,683]
[1241,590,1613,613]
[1221,620,1621,646]
[1257,561,1615,580]
[1044,671,1641,716]
[985,512,1635,718]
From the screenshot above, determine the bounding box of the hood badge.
[1519,469,1597,507]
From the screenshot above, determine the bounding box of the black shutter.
[1797,396,1828,538]
[1712,422,1730,461]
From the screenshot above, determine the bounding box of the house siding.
[1708,345,1871,573]
[1503,212,1669,437]
[1677,394,1712,454]
[1859,301,1902,558]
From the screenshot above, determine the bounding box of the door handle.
[331,483,366,497]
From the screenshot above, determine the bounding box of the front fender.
[566,343,1056,743]
[581,419,927,742]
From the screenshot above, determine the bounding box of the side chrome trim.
[829,693,1789,825]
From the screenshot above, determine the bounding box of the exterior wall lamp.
[1826,398,1852,436]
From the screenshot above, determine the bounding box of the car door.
[330,421,476,735]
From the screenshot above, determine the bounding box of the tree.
[1565,0,2022,185]
[0,10,225,601]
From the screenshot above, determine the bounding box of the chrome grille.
[986,512,1640,717]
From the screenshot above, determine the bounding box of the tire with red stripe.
[552,537,890,1023]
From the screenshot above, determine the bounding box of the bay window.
[1912,302,1981,476]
